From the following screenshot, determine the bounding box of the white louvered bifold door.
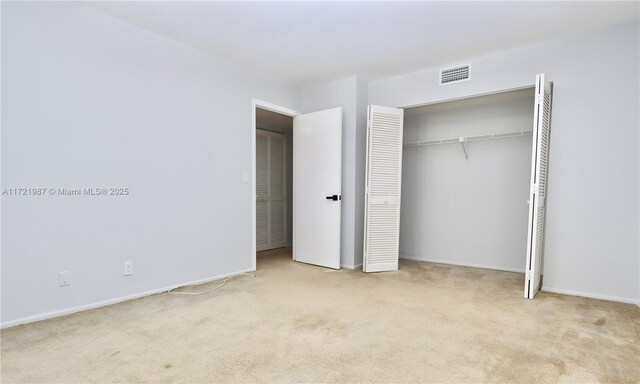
[269,135,286,249]
[363,105,404,273]
[256,133,270,251]
[256,130,286,252]
[525,74,552,299]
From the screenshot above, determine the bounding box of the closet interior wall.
[400,88,535,272]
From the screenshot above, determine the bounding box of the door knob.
[325,195,340,201]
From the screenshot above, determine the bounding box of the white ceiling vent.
[440,64,470,85]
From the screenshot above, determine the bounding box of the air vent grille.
[440,64,470,85]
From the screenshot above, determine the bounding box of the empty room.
[1,1,639,383]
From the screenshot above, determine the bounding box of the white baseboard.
[399,255,525,273]
[399,255,639,306]
[0,268,255,329]
[541,287,640,306]
[341,263,363,270]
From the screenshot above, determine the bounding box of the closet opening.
[399,87,538,281]
[255,107,294,266]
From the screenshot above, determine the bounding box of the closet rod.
[403,130,533,148]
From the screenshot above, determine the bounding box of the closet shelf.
[403,130,533,148]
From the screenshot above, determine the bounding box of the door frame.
[395,81,552,297]
[398,85,536,109]
[252,99,300,271]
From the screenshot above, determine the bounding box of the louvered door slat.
[256,135,269,197]
[525,74,553,299]
[363,105,404,273]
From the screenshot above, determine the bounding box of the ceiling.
[86,1,639,86]
[256,107,293,131]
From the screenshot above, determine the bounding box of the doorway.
[255,115,293,252]
[254,105,295,265]
[252,100,344,271]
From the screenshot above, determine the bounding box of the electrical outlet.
[124,261,133,276]
[59,271,70,287]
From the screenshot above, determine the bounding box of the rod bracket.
[459,137,468,160]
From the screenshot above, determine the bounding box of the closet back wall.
[400,89,535,272]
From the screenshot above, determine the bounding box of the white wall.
[369,21,640,303]
[2,5,638,330]
[400,89,535,272]
[1,2,298,326]
[353,78,369,267]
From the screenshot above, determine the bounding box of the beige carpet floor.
[1,248,639,383]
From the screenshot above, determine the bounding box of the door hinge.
[532,183,539,194]
[536,94,542,105]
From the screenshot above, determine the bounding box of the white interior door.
[525,74,552,299]
[293,107,342,269]
[363,105,404,273]
[256,129,286,252]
